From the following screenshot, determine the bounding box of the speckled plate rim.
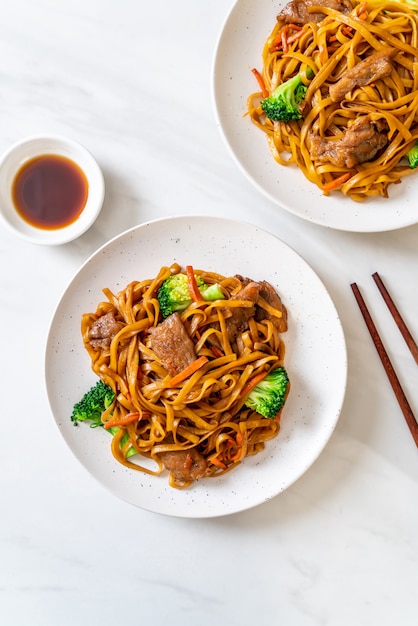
[212,0,418,232]
[45,216,347,518]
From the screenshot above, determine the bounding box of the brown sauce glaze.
[12,154,88,230]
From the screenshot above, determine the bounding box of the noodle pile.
[81,264,289,488]
[247,0,418,201]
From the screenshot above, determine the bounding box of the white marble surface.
[1,1,418,624]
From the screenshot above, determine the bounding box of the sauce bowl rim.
[0,134,105,245]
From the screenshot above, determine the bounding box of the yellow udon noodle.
[81,263,288,488]
[247,0,418,201]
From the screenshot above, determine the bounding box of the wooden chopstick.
[350,281,418,447]
[372,271,418,366]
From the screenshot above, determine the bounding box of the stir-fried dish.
[71,264,290,488]
[248,0,418,201]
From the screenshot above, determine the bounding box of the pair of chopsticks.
[351,272,418,447]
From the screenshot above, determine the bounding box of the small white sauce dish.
[0,135,105,245]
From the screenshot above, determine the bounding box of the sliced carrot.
[209,456,227,470]
[322,172,352,192]
[230,432,244,461]
[211,345,224,358]
[104,411,142,429]
[286,29,305,45]
[186,265,202,302]
[240,370,268,398]
[271,23,303,51]
[251,67,269,98]
[270,34,283,51]
[357,1,368,19]
[281,25,289,53]
[167,355,209,388]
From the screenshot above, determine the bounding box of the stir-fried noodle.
[81,264,289,488]
[248,0,418,200]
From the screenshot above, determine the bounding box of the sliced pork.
[309,115,389,168]
[88,311,124,349]
[148,312,196,375]
[277,0,353,25]
[159,448,207,482]
[329,48,397,102]
[256,281,288,333]
[223,281,261,345]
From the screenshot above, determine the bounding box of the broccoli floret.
[158,273,224,318]
[407,141,418,169]
[261,70,312,122]
[71,381,137,458]
[71,380,115,427]
[244,367,290,418]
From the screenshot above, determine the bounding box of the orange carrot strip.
[271,23,302,50]
[186,265,202,302]
[286,30,305,44]
[357,1,368,19]
[281,25,289,53]
[104,411,142,429]
[322,172,351,192]
[270,34,283,50]
[251,67,269,98]
[211,345,224,358]
[167,356,209,388]
[240,370,268,398]
[230,433,244,461]
[209,456,227,470]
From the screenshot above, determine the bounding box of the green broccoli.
[244,366,290,418]
[71,379,115,426]
[261,69,313,122]
[158,273,225,318]
[71,380,136,458]
[407,141,418,169]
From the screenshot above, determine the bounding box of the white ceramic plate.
[212,0,418,232]
[45,216,347,518]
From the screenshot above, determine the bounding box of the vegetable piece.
[406,141,418,169]
[240,371,269,399]
[103,411,142,429]
[244,366,290,418]
[71,381,137,459]
[261,69,313,122]
[251,67,269,98]
[167,355,209,387]
[186,265,203,302]
[157,272,225,318]
[71,380,115,426]
[322,172,352,192]
[107,427,137,458]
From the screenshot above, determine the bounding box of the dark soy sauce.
[12,154,88,230]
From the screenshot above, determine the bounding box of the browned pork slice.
[329,48,397,102]
[256,281,288,333]
[309,115,389,168]
[277,0,353,24]
[148,312,196,375]
[88,311,124,349]
[159,448,207,483]
[223,281,261,344]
